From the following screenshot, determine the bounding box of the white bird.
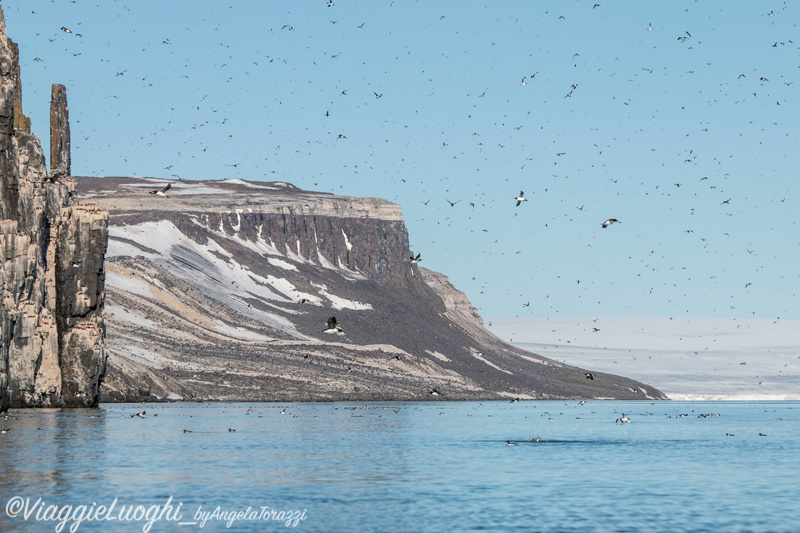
[515,191,527,207]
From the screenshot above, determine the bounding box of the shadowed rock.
[50,84,70,176]
[0,6,109,412]
[76,176,667,403]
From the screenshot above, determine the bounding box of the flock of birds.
[2,404,779,445]
[10,2,795,322]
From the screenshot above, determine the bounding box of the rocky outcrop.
[50,84,69,175]
[0,6,109,411]
[420,267,484,327]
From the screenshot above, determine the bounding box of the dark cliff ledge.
[0,7,109,412]
[77,176,667,402]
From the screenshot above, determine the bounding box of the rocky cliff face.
[76,176,666,402]
[0,6,109,411]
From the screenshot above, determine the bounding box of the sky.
[3,0,798,320]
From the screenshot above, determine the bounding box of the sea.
[1,401,798,533]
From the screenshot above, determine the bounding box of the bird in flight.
[60,26,72,33]
[445,198,461,207]
[601,218,620,228]
[149,183,171,198]
[515,191,528,207]
[322,316,344,334]
[407,252,421,264]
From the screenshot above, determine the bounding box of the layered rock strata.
[77,177,666,402]
[0,7,109,411]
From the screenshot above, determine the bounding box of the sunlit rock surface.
[0,6,108,411]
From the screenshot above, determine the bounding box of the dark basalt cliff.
[77,176,667,402]
[0,7,109,411]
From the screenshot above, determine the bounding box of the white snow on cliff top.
[488,317,800,400]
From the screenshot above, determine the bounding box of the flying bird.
[149,183,171,198]
[515,191,527,207]
[407,253,421,264]
[60,26,72,33]
[601,218,620,228]
[322,316,344,334]
[585,372,595,380]
[445,198,461,207]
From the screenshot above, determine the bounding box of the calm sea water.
[1,401,798,533]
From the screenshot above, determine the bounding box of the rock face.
[0,7,109,412]
[50,84,70,175]
[76,176,667,402]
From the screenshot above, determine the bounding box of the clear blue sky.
[4,0,798,320]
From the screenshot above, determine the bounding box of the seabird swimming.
[616,413,631,423]
[515,191,527,207]
[506,440,517,446]
[149,183,171,198]
[322,316,344,334]
[601,218,620,228]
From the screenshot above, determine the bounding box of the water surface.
[1,401,798,532]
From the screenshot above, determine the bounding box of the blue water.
[1,401,798,532]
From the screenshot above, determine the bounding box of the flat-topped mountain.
[78,176,667,402]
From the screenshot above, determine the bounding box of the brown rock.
[50,84,70,175]
[0,6,109,412]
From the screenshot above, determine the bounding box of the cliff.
[75,176,666,402]
[0,6,109,411]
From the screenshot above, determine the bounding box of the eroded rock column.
[50,84,70,176]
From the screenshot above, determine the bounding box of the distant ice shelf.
[488,316,800,401]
